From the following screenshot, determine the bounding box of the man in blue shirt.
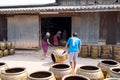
[64,32,82,73]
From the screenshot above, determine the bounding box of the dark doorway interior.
[0,15,7,41]
[41,17,71,45]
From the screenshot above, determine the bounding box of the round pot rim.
[62,74,90,80]
[99,59,120,66]
[1,67,26,75]
[28,70,54,79]
[78,65,101,72]
[50,63,71,71]
[52,50,65,57]
[109,67,120,74]
[0,62,6,66]
[52,52,63,57]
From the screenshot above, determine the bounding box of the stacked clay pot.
[90,45,99,59]
[100,45,111,59]
[112,45,120,62]
[80,45,89,58]
[0,41,15,58]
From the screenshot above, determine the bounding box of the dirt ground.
[0,46,103,74]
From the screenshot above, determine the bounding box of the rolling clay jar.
[51,49,68,63]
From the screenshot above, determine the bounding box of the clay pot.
[3,49,9,56]
[6,42,13,49]
[90,45,99,59]
[80,45,89,58]
[0,62,8,75]
[0,50,3,58]
[114,51,120,62]
[90,45,99,50]
[49,63,72,80]
[100,54,110,59]
[9,49,15,55]
[97,59,120,78]
[62,74,90,80]
[0,42,6,50]
[28,71,56,80]
[106,67,120,78]
[76,65,104,80]
[112,45,120,52]
[91,54,99,59]
[51,49,68,63]
[100,45,111,59]
[1,67,27,80]
[101,45,111,50]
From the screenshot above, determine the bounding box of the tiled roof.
[0,4,120,14]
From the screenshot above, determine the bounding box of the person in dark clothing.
[41,32,51,59]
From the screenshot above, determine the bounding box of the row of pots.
[80,45,120,59]
[0,42,15,58]
[0,49,15,58]
[0,42,13,50]
[0,59,120,80]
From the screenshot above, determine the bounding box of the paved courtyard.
[0,47,103,74]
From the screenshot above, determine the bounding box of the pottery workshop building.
[0,0,120,49]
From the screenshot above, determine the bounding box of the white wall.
[72,13,100,44]
[7,15,39,49]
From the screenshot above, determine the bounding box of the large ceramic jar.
[51,49,68,63]
[0,42,6,50]
[28,71,56,80]
[6,42,13,49]
[97,59,120,78]
[9,49,15,55]
[0,50,3,58]
[1,67,27,80]
[49,63,72,80]
[3,49,9,56]
[62,74,90,80]
[106,67,120,78]
[0,62,8,75]
[76,65,104,80]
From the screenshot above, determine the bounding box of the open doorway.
[41,17,71,46]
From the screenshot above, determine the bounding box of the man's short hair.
[73,32,78,37]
